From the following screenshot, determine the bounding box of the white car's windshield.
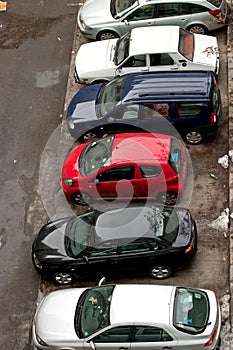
[178,28,194,61]
[111,0,139,18]
[114,31,131,65]
[97,77,124,117]
[173,287,209,334]
[75,285,115,337]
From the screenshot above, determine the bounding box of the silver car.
[32,283,221,349]
[77,0,229,40]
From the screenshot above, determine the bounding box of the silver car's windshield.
[114,31,131,66]
[97,77,124,117]
[111,0,139,18]
[75,285,115,337]
[173,287,209,334]
[79,137,114,176]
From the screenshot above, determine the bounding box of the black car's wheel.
[185,131,203,145]
[53,272,74,285]
[97,30,119,40]
[149,266,172,279]
[71,192,93,206]
[82,131,100,143]
[159,192,177,206]
[187,24,207,35]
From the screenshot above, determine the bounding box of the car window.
[143,102,170,117]
[139,165,162,178]
[112,0,139,18]
[79,137,114,176]
[188,4,209,13]
[122,104,139,119]
[133,326,173,342]
[97,165,135,182]
[98,77,124,117]
[126,4,154,20]
[176,103,204,117]
[169,138,182,174]
[120,239,151,253]
[150,54,174,66]
[156,3,179,17]
[114,32,131,66]
[94,326,131,342]
[123,54,147,67]
[76,285,115,337]
[173,287,209,334]
[178,28,194,61]
[88,245,118,257]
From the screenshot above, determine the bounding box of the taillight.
[210,112,216,124]
[185,237,194,253]
[209,9,221,18]
[204,328,217,347]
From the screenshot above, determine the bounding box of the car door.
[95,164,140,199]
[130,325,178,350]
[85,325,132,350]
[154,2,191,29]
[149,53,179,72]
[116,54,149,76]
[122,4,156,31]
[136,164,166,199]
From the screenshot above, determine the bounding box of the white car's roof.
[110,284,175,325]
[129,26,179,56]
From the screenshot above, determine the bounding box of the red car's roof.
[111,133,172,164]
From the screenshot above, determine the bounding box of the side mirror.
[89,340,96,350]
[98,277,106,286]
[83,256,89,264]
[95,178,100,185]
[107,117,115,123]
[124,19,129,25]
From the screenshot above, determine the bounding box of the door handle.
[162,347,172,349]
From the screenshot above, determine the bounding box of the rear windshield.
[173,287,210,334]
[207,0,222,7]
[111,0,139,18]
[178,28,194,61]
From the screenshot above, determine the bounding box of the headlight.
[33,254,42,270]
[64,178,76,187]
[80,19,91,30]
[67,119,74,130]
[36,332,49,347]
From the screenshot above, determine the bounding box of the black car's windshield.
[75,285,115,338]
[114,31,131,66]
[65,211,96,257]
[79,136,114,176]
[146,207,179,244]
[173,287,210,334]
[111,0,138,18]
[97,77,124,118]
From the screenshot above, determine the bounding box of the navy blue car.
[67,71,222,145]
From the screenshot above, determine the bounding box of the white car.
[32,283,221,349]
[74,26,219,85]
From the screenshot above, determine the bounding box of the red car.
[62,133,187,206]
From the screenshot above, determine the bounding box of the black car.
[32,205,197,285]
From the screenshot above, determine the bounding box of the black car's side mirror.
[83,256,89,264]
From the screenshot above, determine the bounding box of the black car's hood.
[32,217,72,257]
[173,209,192,247]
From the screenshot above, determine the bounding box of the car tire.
[53,271,74,285]
[71,191,93,206]
[82,131,101,143]
[149,265,172,279]
[97,30,119,41]
[159,192,177,206]
[187,24,207,35]
[185,131,203,145]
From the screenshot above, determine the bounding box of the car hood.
[35,288,87,342]
[75,39,117,76]
[79,0,114,26]
[67,84,103,121]
[174,209,192,247]
[193,34,218,68]
[32,218,71,257]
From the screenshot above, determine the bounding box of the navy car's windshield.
[65,211,97,257]
[111,0,138,18]
[79,136,114,176]
[114,31,131,65]
[75,285,115,337]
[97,77,124,118]
[173,287,210,334]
